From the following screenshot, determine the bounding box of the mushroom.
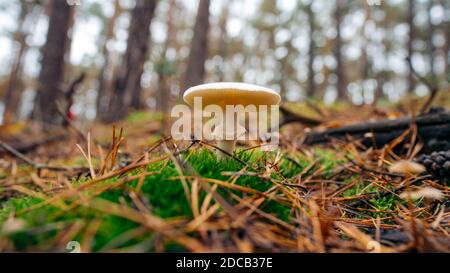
[183,82,281,158]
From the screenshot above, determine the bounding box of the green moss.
[341,180,410,220]
[342,179,374,197]
[0,148,347,251]
[0,197,42,222]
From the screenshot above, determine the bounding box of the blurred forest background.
[0,0,448,128]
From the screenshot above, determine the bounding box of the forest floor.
[0,96,449,253]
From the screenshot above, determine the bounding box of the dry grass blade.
[336,222,394,253]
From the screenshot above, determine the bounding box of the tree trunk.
[33,0,73,127]
[63,6,77,82]
[303,111,450,152]
[441,0,450,80]
[306,2,316,98]
[407,0,415,93]
[374,2,390,105]
[444,2,450,79]
[109,0,157,121]
[3,2,39,123]
[216,0,231,82]
[2,1,30,124]
[361,3,372,103]
[334,0,346,100]
[443,10,450,80]
[157,0,177,135]
[97,0,122,121]
[427,0,436,85]
[157,0,176,110]
[182,0,211,92]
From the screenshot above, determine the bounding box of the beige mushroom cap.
[183,82,281,108]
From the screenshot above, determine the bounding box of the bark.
[407,0,416,93]
[216,0,231,82]
[97,0,122,121]
[182,0,211,92]
[2,1,30,124]
[444,24,450,80]
[2,1,42,123]
[374,3,390,105]
[109,0,157,121]
[427,0,436,84]
[157,0,177,135]
[306,2,316,98]
[374,76,384,106]
[334,0,346,100]
[157,0,176,110]
[278,58,287,101]
[64,7,77,79]
[361,3,372,102]
[303,111,450,152]
[33,0,74,127]
[443,0,450,79]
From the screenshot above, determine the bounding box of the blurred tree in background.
[33,0,73,127]
[0,0,448,127]
[108,0,157,121]
[182,0,210,92]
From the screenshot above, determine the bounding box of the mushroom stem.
[216,140,236,159]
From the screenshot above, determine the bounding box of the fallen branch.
[0,139,89,173]
[303,111,450,151]
[0,133,67,154]
[0,140,35,166]
[55,102,87,142]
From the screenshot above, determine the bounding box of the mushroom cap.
[183,82,281,108]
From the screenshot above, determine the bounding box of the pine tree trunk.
[444,14,450,79]
[334,0,346,100]
[97,0,122,121]
[216,1,231,82]
[109,0,157,121]
[407,0,415,93]
[157,0,177,135]
[442,0,450,79]
[182,0,210,92]
[445,25,450,79]
[63,7,77,83]
[306,2,316,98]
[157,0,176,111]
[33,0,73,127]
[374,2,390,105]
[427,0,436,84]
[3,1,33,124]
[361,3,372,103]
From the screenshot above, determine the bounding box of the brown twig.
[0,140,36,166]
[346,157,405,178]
[406,56,440,114]
[0,139,88,172]
[55,102,87,142]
